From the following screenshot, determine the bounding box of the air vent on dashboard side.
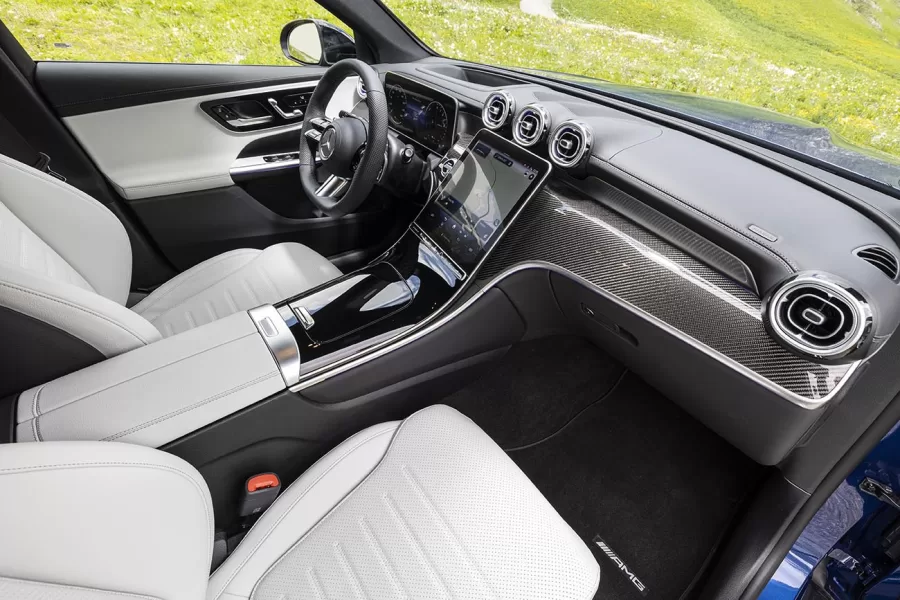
[356,78,367,100]
[549,120,593,168]
[482,91,515,130]
[512,104,551,147]
[765,273,872,361]
[856,245,899,280]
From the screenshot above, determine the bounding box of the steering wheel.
[298,59,388,217]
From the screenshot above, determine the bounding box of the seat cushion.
[208,405,600,600]
[132,243,341,337]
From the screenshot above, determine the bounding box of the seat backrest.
[0,153,160,398]
[0,440,212,600]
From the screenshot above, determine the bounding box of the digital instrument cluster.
[384,72,458,156]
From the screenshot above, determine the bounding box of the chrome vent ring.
[482,91,515,130]
[549,120,593,168]
[513,104,551,147]
[766,273,872,361]
[356,77,367,100]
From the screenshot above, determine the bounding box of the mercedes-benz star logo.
[320,128,336,160]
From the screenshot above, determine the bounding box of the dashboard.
[342,62,900,467]
[384,72,458,156]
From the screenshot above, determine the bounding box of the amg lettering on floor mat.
[594,535,648,596]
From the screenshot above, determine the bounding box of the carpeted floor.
[444,336,763,600]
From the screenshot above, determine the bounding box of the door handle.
[268,98,304,120]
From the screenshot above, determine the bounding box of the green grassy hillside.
[389,0,900,159]
[1,0,899,160]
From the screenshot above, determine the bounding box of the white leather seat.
[0,405,601,600]
[131,244,340,337]
[0,153,340,393]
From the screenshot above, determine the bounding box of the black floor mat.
[508,372,763,600]
[443,335,625,448]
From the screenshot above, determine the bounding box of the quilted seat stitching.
[401,463,499,599]
[210,425,399,600]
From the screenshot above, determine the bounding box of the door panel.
[33,61,385,274]
[35,61,327,116]
[127,185,393,272]
[61,81,320,199]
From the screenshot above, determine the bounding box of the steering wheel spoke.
[297,59,387,217]
[316,174,349,199]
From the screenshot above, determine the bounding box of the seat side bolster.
[0,441,213,600]
[0,263,161,357]
[207,421,401,600]
[0,153,133,304]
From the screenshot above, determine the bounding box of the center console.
[14,129,551,453]
[271,128,552,382]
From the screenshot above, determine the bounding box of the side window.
[0,0,349,65]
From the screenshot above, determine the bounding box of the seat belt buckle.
[239,473,281,517]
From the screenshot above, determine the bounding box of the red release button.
[247,473,280,492]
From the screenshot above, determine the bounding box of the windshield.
[384,0,900,190]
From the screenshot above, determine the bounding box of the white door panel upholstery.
[63,78,360,200]
[0,441,212,600]
[15,311,284,446]
[209,405,601,600]
[133,243,341,338]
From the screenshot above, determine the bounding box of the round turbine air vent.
[765,273,872,361]
[512,104,551,147]
[356,77,367,100]
[549,120,593,168]
[482,91,515,130]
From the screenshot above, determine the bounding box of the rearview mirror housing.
[280,19,356,66]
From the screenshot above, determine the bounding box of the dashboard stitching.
[602,160,798,272]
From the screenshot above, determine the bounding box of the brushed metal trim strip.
[230,155,300,176]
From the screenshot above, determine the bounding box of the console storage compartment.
[16,311,285,446]
[284,262,413,346]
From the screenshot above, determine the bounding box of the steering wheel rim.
[298,59,388,217]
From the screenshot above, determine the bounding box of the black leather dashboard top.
[383,59,900,344]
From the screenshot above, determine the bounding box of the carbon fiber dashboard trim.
[478,180,856,402]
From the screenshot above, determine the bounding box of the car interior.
[3,1,900,599]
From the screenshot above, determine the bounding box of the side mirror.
[280,19,356,66]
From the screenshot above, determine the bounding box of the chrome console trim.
[289,261,859,409]
[249,305,301,387]
[286,177,862,409]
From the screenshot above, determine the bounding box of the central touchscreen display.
[414,129,552,272]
